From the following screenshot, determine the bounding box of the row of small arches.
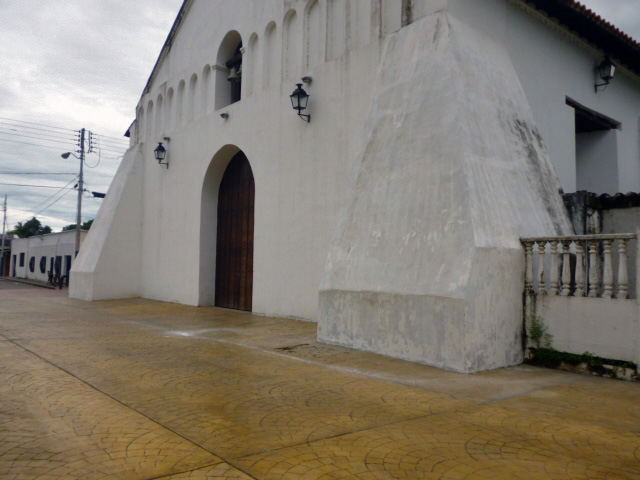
[137,0,374,138]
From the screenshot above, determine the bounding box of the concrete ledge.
[318,289,470,372]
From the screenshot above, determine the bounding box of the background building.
[12,230,87,284]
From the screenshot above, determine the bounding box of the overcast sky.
[0,0,638,233]
[0,0,183,232]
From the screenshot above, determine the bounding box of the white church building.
[70,0,640,373]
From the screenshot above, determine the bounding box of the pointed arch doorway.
[215,151,254,311]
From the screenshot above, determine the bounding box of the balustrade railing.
[521,234,637,299]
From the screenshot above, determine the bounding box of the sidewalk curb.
[0,277,57,290]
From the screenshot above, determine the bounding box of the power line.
[33,183,77,218]
[94,141,128,150]
[94,135,128,145]
[0,130,77,146]
[0,172,76,175]
[0,182,77,189]
[0,126,78,143]
[0,137,77,151]
[0,121,79,139]
[30,176,78,212]
[94,133,129,142]
[0,116,76,133]
[92,143,126,153]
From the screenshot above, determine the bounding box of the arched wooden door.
[215,151,254,311]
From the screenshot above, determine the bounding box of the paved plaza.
[0,279,639,479]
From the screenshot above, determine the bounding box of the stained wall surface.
[318,13,572,372]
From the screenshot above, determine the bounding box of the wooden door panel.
[215,152,254,311]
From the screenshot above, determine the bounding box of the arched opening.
[165,88,174,129]
[305,0,322,70]
[263,22,278,88]
[155,94,164,134]
[146,100,154,137]
[199,145,254,310]
[137,106,144,141]
[215,31,243,110]
[215,151,254,310]
[327,0,347,61]
[188,73,198,122]
[202,65,212,114]
[246,33,259,96]
[177,80,186,125]
[283,9,301,79]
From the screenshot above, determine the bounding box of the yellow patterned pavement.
[0,281,639,479]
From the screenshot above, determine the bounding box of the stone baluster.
[617,238,629,299]
[602,239,613,298]
[560,240,572,296]
[524,241,534,294]
[587,240,599,297]
[537,241,547,294]
[575,241,585,296]
[549,240,559,295]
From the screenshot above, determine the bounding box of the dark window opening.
[19,253,24,267]
[55,256,62,276]
[215,31,243,110]
[29,257,35,273]
[226,43,243,104]
[65,255,72,284]
[39,257,46,274]
[567,98,620,194]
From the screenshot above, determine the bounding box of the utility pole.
[75,128,85,256]
[0,195,6,276]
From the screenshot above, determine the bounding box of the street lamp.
[154,142,168,168]
[290,83,310,122]
[62,138,84,256]
[595,55,616,92]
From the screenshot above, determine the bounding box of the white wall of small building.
[443,0,640,195]
[10,230,86,283]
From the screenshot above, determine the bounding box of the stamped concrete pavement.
[0,279,639,479]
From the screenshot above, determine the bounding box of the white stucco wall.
[69,0,640,371]
[70,145,143,300]
[10,230,86,283]
[533,296,640,365]
[109,0,399,319]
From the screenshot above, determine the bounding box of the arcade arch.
[199,145,255,311]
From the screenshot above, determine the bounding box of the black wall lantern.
[290,83,310,122]
[154,142,168,168]
[595,55,616,92]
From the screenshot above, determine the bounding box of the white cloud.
[0,0,182,231]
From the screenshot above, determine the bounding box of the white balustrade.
[575,241,585,297]
[560,241,571,296]
[520,234,636,300]
[588,241,599,297]
[617,239,629,299]
[548,240,558,295]
[537,241,547,294]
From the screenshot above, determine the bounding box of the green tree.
[62,219,94,231]
[10,217,52,238]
